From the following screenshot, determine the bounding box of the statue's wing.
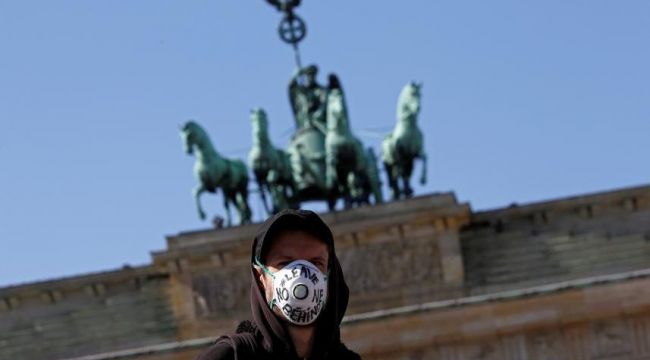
[288,77,300,120]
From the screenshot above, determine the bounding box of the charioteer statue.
[288,65,328,131]
[286,64,330,204]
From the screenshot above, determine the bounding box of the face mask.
[256,258,328,326]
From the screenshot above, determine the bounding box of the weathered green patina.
[248,108,296,214]
[247,67,386,213]
[382,82,427,200]
[181,121,252,225]
[325,75,383,208]
[180,1,428,222]
[288,65,328,131]
[361,147,384,205]
[285,65,332,206]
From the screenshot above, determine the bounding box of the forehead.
[265,230,328,260]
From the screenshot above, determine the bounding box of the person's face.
[255,230,329,314]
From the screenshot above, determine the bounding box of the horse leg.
[372,181,383,204]
[268,184,279,214]
[223,195,232,227]
[325,149,338,192]
[327,196,337,211]
[257,180,270,215]
[337,172,348,209]
[348,172,364,207]
[267,170,289,213]
[384,162,400,200]
[285,183,300,209]
[370,169,383,204]
[326,184,339,211]
[403,182,413,198]
[272,184,290,213]
[237,188,252,224]
[402,160,415,198]
[359,166,376,205]
[360,175,372,205]
[281,162,299,209]
[343,191,352,209]
[193,184,207,220]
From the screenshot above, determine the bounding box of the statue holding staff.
[288,65,328,131]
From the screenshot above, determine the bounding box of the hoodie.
[197,209,360,360]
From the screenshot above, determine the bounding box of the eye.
[312,260,327,270]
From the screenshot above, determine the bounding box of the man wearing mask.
[197,209,361,360]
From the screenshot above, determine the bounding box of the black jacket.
[197,210,361,360]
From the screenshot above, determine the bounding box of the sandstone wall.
[3,185,650,359]
[152,192,470,340]
[342,273,650,359]
[0,267,176,360]
[462,185,650,294]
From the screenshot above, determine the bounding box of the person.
[197,209,361,360]
[288,65,328,130]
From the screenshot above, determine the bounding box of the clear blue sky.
[1,1,649,287]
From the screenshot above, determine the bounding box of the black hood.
[249,209,350,358]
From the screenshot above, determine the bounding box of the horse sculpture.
[382,82,427,200]
[180,121,252,226]
[325,75,383,208]
[248,108,296,214]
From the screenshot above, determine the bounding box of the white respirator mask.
[255,258,328,326]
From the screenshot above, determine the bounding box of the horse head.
[180,120,209,156]
[397,81,423,123]
[250,107,270,143]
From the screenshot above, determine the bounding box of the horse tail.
[420,152,428,185]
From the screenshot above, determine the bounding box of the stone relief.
[528,330,564,360]
[631,317,650,356]
[191,265,250,317]
[189,236,442,318]
[461,342,501,360]
[337,238,441,294]
[591,319,631,357]
[563,326,590,359]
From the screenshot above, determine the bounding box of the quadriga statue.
[325,74,383,208]
[180,121,252,226]
[382,82,427,200]
[248,108,297,214]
